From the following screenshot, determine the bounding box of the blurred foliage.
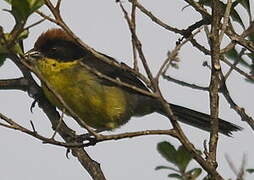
[156,141,254,179]
[156,141,202,179]
[0,28,29,65]
[4,0,44,23]
[246,168,254,174]
[0,0,44,66]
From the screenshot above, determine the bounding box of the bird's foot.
[76,133,98,146]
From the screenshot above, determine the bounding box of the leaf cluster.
[156,141,202,180]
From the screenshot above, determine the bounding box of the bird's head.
[26,28,85,61]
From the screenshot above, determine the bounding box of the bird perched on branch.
[26,28,241,136]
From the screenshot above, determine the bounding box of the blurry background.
[0,0,253,179]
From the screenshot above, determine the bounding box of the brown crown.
[34,28,74,50]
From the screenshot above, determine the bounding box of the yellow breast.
[34,58,129,130]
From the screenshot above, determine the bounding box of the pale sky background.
[0,1,254,180]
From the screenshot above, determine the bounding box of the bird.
[26,28,241,136]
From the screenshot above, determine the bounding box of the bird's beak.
[24,48,43,60]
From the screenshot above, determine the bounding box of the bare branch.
[207,0,222,171]
[0,77,28,91]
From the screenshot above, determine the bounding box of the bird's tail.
[158,103,242,136]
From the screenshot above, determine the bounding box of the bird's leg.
[76,129,106,144]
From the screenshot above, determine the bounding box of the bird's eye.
[47,47,59,55]
[50,47,57,52]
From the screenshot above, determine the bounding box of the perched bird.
[27,28,241,136]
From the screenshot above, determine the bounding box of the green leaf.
[157,141,177,165]
[246,168,254,174]
[0,34,9,55]
[198,0,210,6]
[230,8,245,29]
[0,30,27,56]
[202,175,210,180]
[157,142,196,173]
[175,145,192,172]
[28,0,45,14]
[3,0,12,4]
[4,0,44,23]
[0,54,6,67]
[0,44,8,55]
[168,173,183,179]
[14,42,24,55]
[225,48,250,68]
[186,168,202,179]
[155,165,179,172]
[18,29,29,40]
[248,32,254,42]
[11,0,31,22]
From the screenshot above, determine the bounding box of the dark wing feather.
[82,51,149,91]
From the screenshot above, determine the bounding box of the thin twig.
[221,57,254,81]
[0,112,69,147]
[219,73,254,130]
[119,2,156,89]
[51,109,65,139]
[157,27,203,80]
[130,0,138,71]
[224,48,246,80]
[237,154,246,180]
[219,0,232,44]
[36,10,59,24]
[24,18,46,30]
[163,75,209,91]
[225,154,238,175]
[130,0,183,34]
[30,120,36,133]
[225,153,246,180]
